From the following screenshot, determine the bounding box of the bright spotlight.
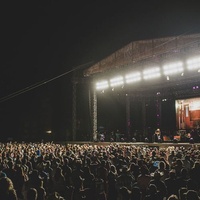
[110,76,124,87]
[125,72,141,83]
[143,67,161,80]
[46,130,52,134]
[187,57,200,70]
[96,80,109,90]
[163,61,183,75]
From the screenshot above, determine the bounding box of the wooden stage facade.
[65,141,200,149]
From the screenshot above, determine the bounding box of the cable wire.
[0,61,93,103]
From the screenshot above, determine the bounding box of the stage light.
[110,76,124,87]
[143,67,161,80]
[46,130,52,134]
[96,80,109,90]
[163,61,183,75]
[192,86,199,90]
[167,76,170,80]
[187,57,200,70]
[125,72,141,83]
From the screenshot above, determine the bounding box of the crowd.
[0,141,200,200]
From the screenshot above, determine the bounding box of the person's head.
[184,190,200,200]
[153,171,162,180]
[131,186,141,200]
[110,164,117,173]
[0,177,17,199]
[121,166,128,174]
[159,161,166,170]
[152,151,156,157]
[148,184,157,195]
[119,186,131,199]
[101,160,106,167]
[27,188,38,200]
[37,187,46,200]
[193,161,200,169]
[169,170,176,179]
[167,194,179,200]
[179,187,187,200]
[180,168,188,178]
[0,171,7,178]
[140,166,149,175]
[0,177,14,192]
[176,158,183,165]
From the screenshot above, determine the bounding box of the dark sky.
[1,1,200,140]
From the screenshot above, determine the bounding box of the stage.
[65,141,200,149]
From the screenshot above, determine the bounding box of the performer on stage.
[152,128,162,143]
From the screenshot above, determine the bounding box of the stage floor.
[65,141,200,148]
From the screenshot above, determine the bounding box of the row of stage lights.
[96,56,200,90]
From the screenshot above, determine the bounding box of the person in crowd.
[0,177,18,200]
[155,160,169,181]
[14,165,27,199]
[149,171,167,199]
[131,186,142,200]
[116,165,135,192]
[52,166,66,197]
[176,168,190,189]
[97,159,109,193]
[178,187,187,200]
[137,166,151,199]
[184,189,200,200]
[118,186,131,200]
[107,165,117,200]
[152,129,163,143]
[165,170,178,198]
[26,188,38,200]
[144,184,161,200]
[167,194,179,200]
[190,161,200,188]
[0,141,200,200]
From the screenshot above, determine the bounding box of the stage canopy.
[84,34,200,96]
[75,34,200,141]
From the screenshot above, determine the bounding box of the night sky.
[1,1,200,141]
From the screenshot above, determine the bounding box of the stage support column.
[126,95,131,141]
[72,73,77,141]
[156,98,162,128]
[92,88,98,141]
[141,99,147,137]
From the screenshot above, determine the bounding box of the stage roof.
[83,33,200,99]
[84,33,200,77]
